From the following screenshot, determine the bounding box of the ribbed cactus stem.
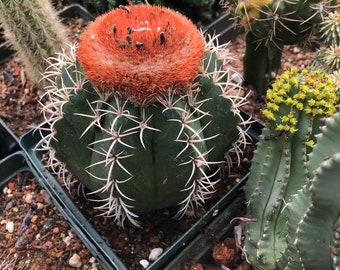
[281,112,340,269]
[0,0,69,85]
[221,0,340,96]
[37,5,247,227]
[244,68,338,269]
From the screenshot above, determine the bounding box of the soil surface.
[0,3,315,270]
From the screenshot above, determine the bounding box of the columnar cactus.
[37,5,247,227]
[221,0,340,97]
[0,0,70,85]
[243,67,339,269]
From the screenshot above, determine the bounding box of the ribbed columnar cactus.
[37,5,247,227]
[0,0,70,85]
[221,0,340,97]
[243,67,339,269]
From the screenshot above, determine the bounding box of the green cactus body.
[281,112,340,269]
[222,0,340,97]
[38,5,247,227]
[244,68,338,269]
[0,0,69,85]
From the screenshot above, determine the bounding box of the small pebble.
[6,221,14,233]
[24,193,34,204]
[5,201,14,210]
[53,227,60,234]
[148,247,163,261]
[15,235,29,250]
[36,202,44,210]
[40,190,51,204]
[139,259,150,269]
[31,215,38,223]
[231,73,243,84]
[293,47,300,53]
[69,253,82,268]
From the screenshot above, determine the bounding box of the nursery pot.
[19,109,262,270]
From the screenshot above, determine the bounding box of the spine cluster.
[0,0,69,85]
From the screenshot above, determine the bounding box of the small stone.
[293,47,300,53]
[6,221,14,233]
[5,200,14,210]
[45,258,53,265]
[139,259,150,269]
[42,218,55,232]
[148,247,163,261]
[69,253,82,268]
[231,73,243,84]
[36,202,44,210]
[7,182,15,191]
[40,190,51,204]
[63,235,72,246]
[24,193,34,204]
[31,215,38,223]
[190,264,204,270]
[89,257,96,264]
[15,235,29,250]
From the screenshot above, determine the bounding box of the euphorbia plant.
[243,67,340,269]
[37,5,247,227]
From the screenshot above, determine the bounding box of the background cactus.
[221,0,340,97]
[81,0,218,22]
[37,5,247,227]
[311,11,340,92]
[243,67,339,269]
[0,0,70,86]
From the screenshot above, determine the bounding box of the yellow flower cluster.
[262,67,338,134]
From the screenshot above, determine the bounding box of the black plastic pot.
[0,119,20,159]
[19,110,262,270]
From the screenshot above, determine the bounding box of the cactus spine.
[221,0,340,97]
[243,67,339,269]
[37,5,247,227]
[0,0,70,85]
[311,11,340,92]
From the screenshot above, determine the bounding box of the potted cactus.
[241,67,340,269]
[35,4,248,228]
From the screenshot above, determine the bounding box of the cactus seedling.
[243,67,339,269]
[37,5,247,227]
[221,0,340,97]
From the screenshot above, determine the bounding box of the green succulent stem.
[243,32,283,98]
[244,68,339,269]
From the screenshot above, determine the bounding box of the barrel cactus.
[37,5,247,227]
[243,67,339,269]
[221,0,340,97]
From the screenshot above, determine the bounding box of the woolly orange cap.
[77,5,205,104]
